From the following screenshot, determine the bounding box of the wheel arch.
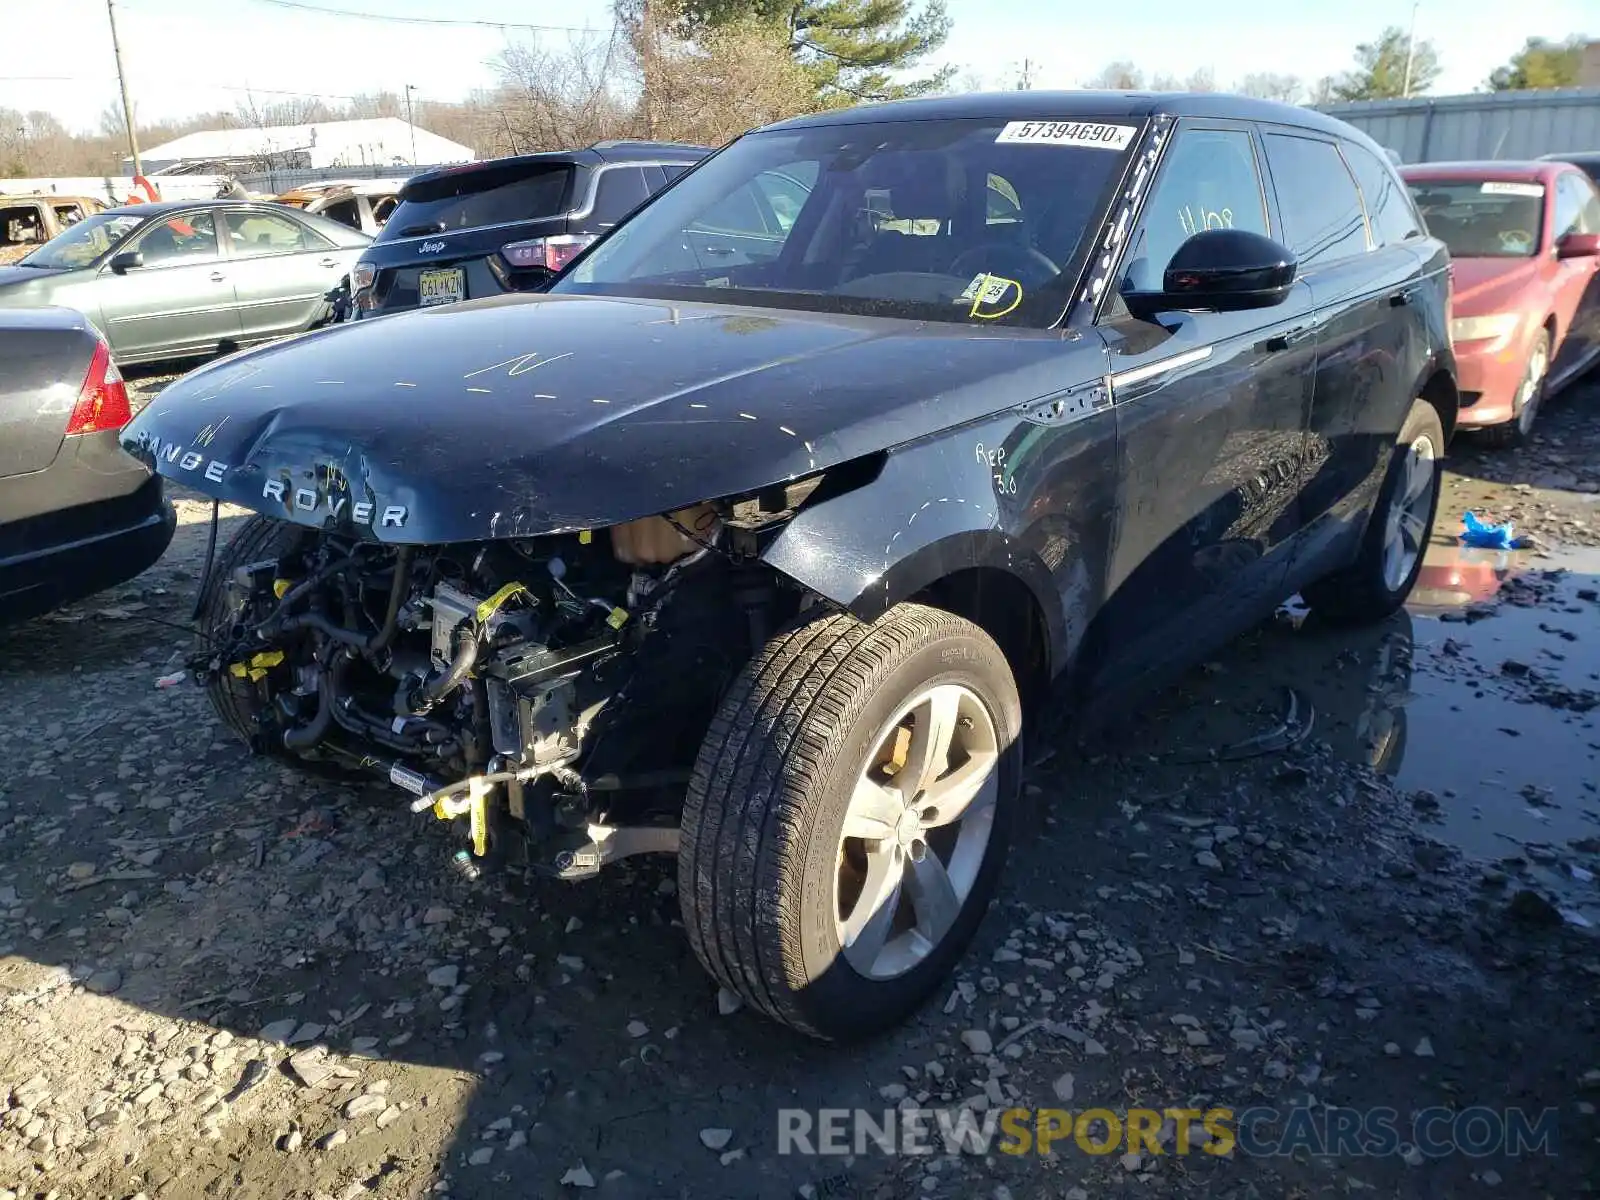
[1417,365,1459,447]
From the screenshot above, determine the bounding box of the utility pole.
[106,0,142,176]
[1401,0,1420,98]
[403,84,419,165]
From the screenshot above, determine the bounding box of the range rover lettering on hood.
[127,431,409,528]
[118,292,1094,544]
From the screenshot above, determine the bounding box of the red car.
[1402,160,1600,444]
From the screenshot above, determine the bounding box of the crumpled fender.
[761,412,1077,677]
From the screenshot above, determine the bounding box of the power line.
[239,0,602,33]
[0,73,371,102]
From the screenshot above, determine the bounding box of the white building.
[130,118,475,175]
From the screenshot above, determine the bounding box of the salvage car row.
[4,94,1600,1044]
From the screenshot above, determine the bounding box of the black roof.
[764,90,1363,142]
[401,140,713,192]
[589,139,715,161]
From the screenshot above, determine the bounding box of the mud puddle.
[1111,538,1600,930]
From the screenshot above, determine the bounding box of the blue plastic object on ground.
[1460,511,1528,550]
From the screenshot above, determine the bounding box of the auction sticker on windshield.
[1481,181,1544,197]
[995,121,1135,150]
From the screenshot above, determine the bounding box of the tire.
[678,602,1023,1041]
[1479,328,1550,448]
[197,514,303,746]
[1304,397,1445,627]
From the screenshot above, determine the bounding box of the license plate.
[418,267,464,307]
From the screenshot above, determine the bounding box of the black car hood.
[122,292,1079,543]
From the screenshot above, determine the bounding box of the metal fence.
[233,162,441,195]
[1320,88,1600,163]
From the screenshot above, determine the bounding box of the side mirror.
[109,250,144,274]
[1124,229,1297,318]
[1557,231,1600,259]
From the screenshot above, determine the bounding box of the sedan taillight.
[501,234,595,273]
[65,340,131,436]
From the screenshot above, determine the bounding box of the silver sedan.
[0,200,370,366]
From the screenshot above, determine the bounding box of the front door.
[218,208,345,342]
[1091,120,1317,691]
[94,209,241,361]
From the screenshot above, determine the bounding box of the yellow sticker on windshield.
[961,273,1022,320]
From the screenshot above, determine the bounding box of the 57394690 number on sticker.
[995,121,1136,149]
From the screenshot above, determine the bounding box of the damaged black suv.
[124,91,1456,1040]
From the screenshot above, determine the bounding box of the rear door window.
[1343,143,1422,247]
[1262,133,1369,267]
[592,166,651,226]
[384,163,573,237]
[223,210,333,257]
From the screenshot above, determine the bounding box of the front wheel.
[678,603,1022,1041]
[1305,397,1445,627]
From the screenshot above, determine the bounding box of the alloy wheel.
[1382,435,1437,592]
[834,683,1000,981]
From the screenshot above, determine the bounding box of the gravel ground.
[2,366,1598,1199]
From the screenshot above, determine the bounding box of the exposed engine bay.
[194,489,818,878]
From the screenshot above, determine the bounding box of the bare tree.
[492,29,636,152]
[1085,61,1144,90]
[1235,72,1303,103]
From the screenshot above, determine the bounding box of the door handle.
[319,257,340,268]
[1260,326,1307,353]
[703,246,736,256]
[210,271,227,283]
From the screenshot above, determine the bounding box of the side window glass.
[1344,143,1422,247]
[1553,176,1586,239]
[985,173,1021,227]
[222,210,330,258]
[1577,177,1600,235]
[1122,127,1268,294]
[1262,133,1369,268]
[323,198,361,230]
[137,212,220,265]
[593,167,651,225]
[2,206,44,245]
[54,204,86,226]
[692,182,770,236]
[753,165,816,233]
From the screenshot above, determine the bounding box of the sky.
[1,0,1594,137]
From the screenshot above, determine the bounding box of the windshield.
[20,211,144,269]
[1407,180,1545,258]
[552,116,1138,327]
[380,162,573,239]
